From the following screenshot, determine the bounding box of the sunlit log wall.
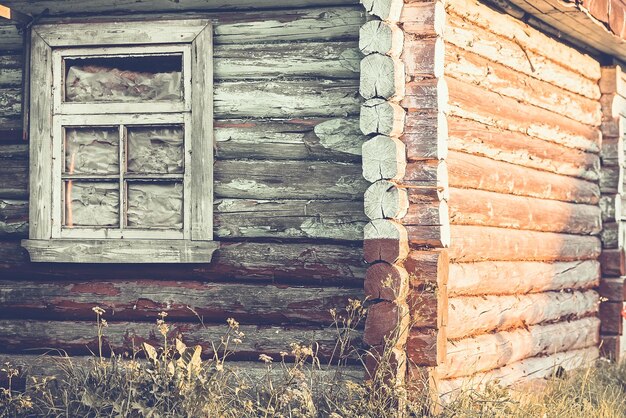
[598,66,626,360]
[434,0,602,396]
[0,0,369,373]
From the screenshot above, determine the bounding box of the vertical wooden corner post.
[598,65,626,360]
[359,0,449,407]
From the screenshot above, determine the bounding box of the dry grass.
[1,302,625,417]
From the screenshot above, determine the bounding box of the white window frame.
[22,20,218,263]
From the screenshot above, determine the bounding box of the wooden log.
[600,335,621,360]
[446,0,601,82]
[406,224,450,248]
[600,66,625,94]
[448,117,600,182]
[407,327,446,367]
[402,110,448,162]
[601,222,625,249]
[400,77,448,114]
[0,319,349,360]
[0,87,20,118]
[0,23,21,52]
[360,98,405,136]
[601,93,626,119]
[362,135,406,182]
[600,164,624,194]
[447,290,599,339]
[360,0,403,22]
[401,0,445,37]
[214,199,366,241]
[408,288,445,329]
[364,180,408,220]
[404,249,449,290]
[600,249,626,277]
[600,194,622,222]
[214,160,368,200]
[447,77,601,153]
[601,114,625,138]
[364,300,410,348]
[403,199,448,228]
[437,347,599,398]
[0,279,362,325]
[0,199,27,237]
[599,277,626,302]
[449,225,602,263]
[438,317,600,379]
[0,240,367,285]
[449,188,602,235]
[215,118,363,162]
[403,35,444,78]
[359,53,404,100]
[448,260,600,297]
[214,41,360,80]
[0,144,28,199]
[364,219,408,263]
[364,261,409,301]
[359,20,403,57]
[0,55,21,87]
[600,136,624,167]
[444,13,600,100]
[447,151,600,205]
[364,346,406,384]
[599,301,625,334]
[444,44,601,126]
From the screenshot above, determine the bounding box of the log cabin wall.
[0,1,370,372]
[598,66,626,360]
[436,0,604,394]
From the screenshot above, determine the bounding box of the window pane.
[65,181,119,227]
[65,127,119,174]
[127,126,184,174]
[127,182,183,229]
[64,54,183,103]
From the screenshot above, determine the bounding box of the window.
[22,20,218,263]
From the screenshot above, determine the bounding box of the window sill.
[22,239,219,263]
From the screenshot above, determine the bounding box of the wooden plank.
[448,260,599,296]
[447,290,599,339]
[27,32,52,240]
[449,188,602,235]
[22,239,220,263]
[0,319,346,360]
[444,44,601,126]
[449,225,602,263]
[447,151,600,204]
[447,77,601,152]
[0,279,362,324]
[444,13,600,99]
[0,240,367,285]
[190,25,213,241]
[438,317,599,379]
[448,117,600,181]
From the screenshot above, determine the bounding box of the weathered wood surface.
[404,249,449,289]
[447,77,600,153]
[601,222,624,249]
[364,180,408,220]
[363,300,410,348]
[447,151,600,204]
[0,279,362,325]
[0,240,366,285]
[402,35,444,79]
[360,53,404,100]
[437,347,599,397]
[438,317,599,379]
[401,0,445,37]
[0,55,21,87]
[600,135,624,167]
[600,249,626,277]
[600,194,622,222]
[363,219,408,264]
[448,260,600,297]
[449,225,602,263]
[364,261,408,301]
[599,277,626,302]
[0,319,355,360]
[359,20,403,57]
[362,136,406,182]
[444,45,601,127]
[361,0,403,21]
[0,199,27,237]
[0,23,21,51]
[599,301,624,334]
[215,199,366,241]
[446,290,599,339]
[449,188,602,235]
[0,144,29,201]
[360,98,405,136]
[600,164,624,194]
[407,327,444,367]
[600,66,625,95]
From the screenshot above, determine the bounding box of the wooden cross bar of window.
[0,3,32,26]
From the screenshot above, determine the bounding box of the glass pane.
[65,181,119,227]
[127,182,183,229]
[65,54,183,103]
[127,126,184,174]
[65,127,119,174]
